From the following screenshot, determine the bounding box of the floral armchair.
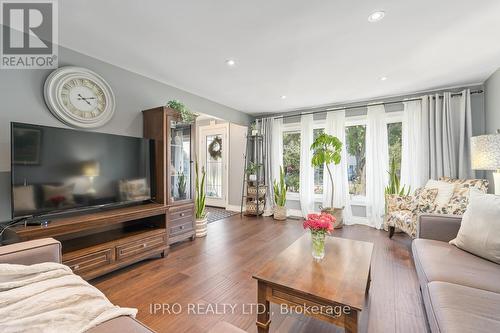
[385,177,488,238]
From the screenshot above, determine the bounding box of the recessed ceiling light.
[225,59,236,67]
[280,95,287,99]
[380,76,388,81]
[368,11,385,23]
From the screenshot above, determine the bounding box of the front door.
[199,123,228,208]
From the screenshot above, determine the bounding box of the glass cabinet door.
[169,120,192,202]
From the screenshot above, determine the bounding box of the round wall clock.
[44,66,116,128]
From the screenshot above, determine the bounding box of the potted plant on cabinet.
[310,133,344,228]
[273,166,288,220]
[166,100,198,123]
[195,161,208,238]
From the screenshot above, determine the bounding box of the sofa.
[0,238,154,333]
[412,214,500,333]
[386,177,488,238]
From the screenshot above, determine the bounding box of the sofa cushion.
[450,190,500,264]
[412,239,500,293]
[86,316,154,333]
[428,281,500,333]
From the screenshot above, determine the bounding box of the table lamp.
[471,130,500,194]
[82,161,100,194]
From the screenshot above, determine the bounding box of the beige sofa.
[412,214,500,333]
[0,238,154,333]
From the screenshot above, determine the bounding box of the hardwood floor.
[91,215,428,333]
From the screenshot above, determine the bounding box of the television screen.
[11,122,154,219]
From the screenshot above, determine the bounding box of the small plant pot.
[273,205,287,220]
[321,207,344,229]
[251,130,259,136]
[248,174,257,182]
[195,217,208,238]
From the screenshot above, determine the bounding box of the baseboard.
[225,205,241,212]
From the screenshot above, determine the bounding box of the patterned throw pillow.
[414,187,439,213]
[437,177,489,215]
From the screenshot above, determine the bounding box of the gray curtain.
[422,89,473,180]
[259,117,275,215]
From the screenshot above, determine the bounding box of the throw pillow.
[42,184,75,207]
[436,187,470,215]
[13,185,36,212]
[425,179,455,208]
[414,187,439,213]
[450,190,500,264]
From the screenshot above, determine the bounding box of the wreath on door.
[208,136,222,160]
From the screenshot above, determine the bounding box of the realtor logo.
[1,0,58,69]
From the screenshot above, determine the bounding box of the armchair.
[385,177,488,238]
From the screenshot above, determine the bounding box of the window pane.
[313,128,325,194]
[345,125,366,196]
[283,131,301,193]
[387,122,402,178]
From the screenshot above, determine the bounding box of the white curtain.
[260,117,283,216]
[299,114,315,217]
[401,99,428,191]
[365,105,389,229]
[423,89,473,179]
[323,110,352,222]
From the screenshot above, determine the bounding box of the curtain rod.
[260,89,483,120]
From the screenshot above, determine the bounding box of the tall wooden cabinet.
[143,107,196,244]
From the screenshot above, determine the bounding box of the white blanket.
[0,262,137,333]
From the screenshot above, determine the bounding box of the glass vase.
[311,231,326,260]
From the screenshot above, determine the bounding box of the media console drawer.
[116,234,166,260]
[64,248,113,274]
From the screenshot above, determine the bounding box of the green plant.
[177,171,186,199]
[195,161,206,219]
[273,166,287,207]
[310,133,343,208]
[384,157,410,196]
[245,162,261,175]
[166,100,197,123]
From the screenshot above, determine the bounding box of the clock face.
[60,78,107,119]
[44,67,115,128]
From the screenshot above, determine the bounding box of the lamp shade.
[82,161,100,177]
[471,134,500,170]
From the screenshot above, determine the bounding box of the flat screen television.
[11,122,155,219]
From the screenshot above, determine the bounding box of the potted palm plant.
[384,157,411,206]
[310,133,344,228]
[273,166,288,220]
[195,161,208,238]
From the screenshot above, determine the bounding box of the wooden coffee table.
[252,234,373,333]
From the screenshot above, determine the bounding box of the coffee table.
[252,234,373,333]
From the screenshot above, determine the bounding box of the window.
[387,122,402,177]
[313,128,325,194]
[345,125,366,196]
[282,131,301,193]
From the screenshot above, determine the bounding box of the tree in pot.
[273,166,288,220]
[195,161,208,238]
[310,133,344,228]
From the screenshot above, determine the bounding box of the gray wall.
[0,44,252,221]
[484,68,500,191]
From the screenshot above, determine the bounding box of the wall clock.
[44,66,116,128]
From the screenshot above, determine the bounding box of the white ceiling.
[59,1,500,114]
